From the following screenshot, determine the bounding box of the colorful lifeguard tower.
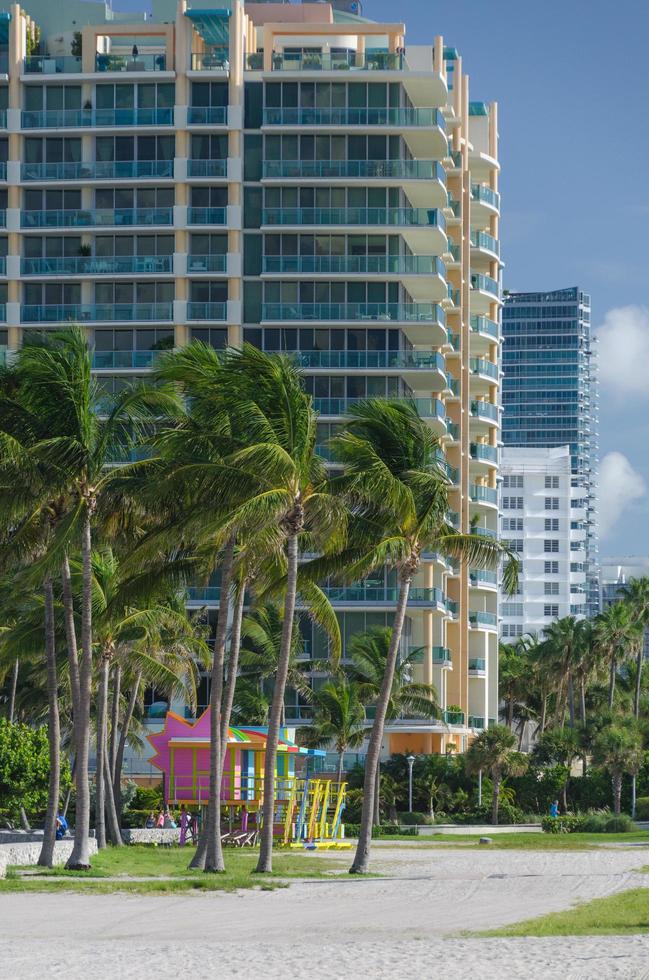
[147,711,348,846]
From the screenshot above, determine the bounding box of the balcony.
[468,715,485,728]
[469,569,497,588]
[191,52,229,72]
[470,231,500,257]
[93,350,164,370]
[323,585,451,607]
[21,255,173,276]
[187,159,228,178]
[21,108,174,128]
[469,357,498,380]
[468,659,487,675]
[95,53,167,72]
[262,254,445,277]
[21,207,173,229]
[474,526,497,540]
[261,303,447,345]
[263,107,445,129]
[442,709,465,726]
[314,396,445,421]
[24,55,82,74]
[261,206,445,231]
[471,274,501,307]
[470,400,499,422]
[265,51,407,72]
[470,183,500,210]
[186,302,227,321]
[469,611,497,629]
[470,443,498,464]
[21,160,174,182]
[262,159,445,183]
[187,254,228,273]
[21,303,173,323]
[271,349,446,374]
[469,484,498,506]
[470,315,500,346]
[187,207,227,225]
[433,647,452,665]
[187,106,228,125]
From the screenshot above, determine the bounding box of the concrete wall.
[0,837,99,878]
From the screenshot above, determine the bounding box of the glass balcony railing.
[24,55,82,74]
[469,611,497,628]
[446,510,459,528]
[187,158,227,177]
[262,254,445,277]
[0,257,6,275]
[21,160,174,181]
[471,183,500,209]
[267,50,407,72]
[95,53,167,72]
[470,442,498,463]
[470,315,500,339]
[263,106,444,128]
[21,207,173,228]
[106,445,152,463]
[0,163,5,181]
[315,396,445,420]
[471,274,500,298]
[93,350,165,369]
[447,331,460,350]
[186,302,227,320]
[469,357,498,379]
[470,400,499,421]
[187,207,227,225]
[432,647,452,664]
[269,349,446,372]
[469,569,497,587]
[474,526,497,540]
[470,231,499,256]
[187,254,228,273]
[187,587,220,602]
[0,305,6,322]
[446,242,461,262]
[21,107,173,128]
[21,303,173,323]
[262,206,445,229]
[446,421,459,441]
[187,106,228,125]
[21,255,173,276]
[443,709,465,726]
[191,52,230,71]
[262,302,446,325]
[468,715,485,728]
[323,585,449,605]
[262,159,445,181]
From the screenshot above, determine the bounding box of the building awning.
[185,7,231,46]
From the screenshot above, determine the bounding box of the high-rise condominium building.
[499,447,587,640]
[0,0,502,754]
[501,287,599,618]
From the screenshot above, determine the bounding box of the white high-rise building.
[499,446,587,639]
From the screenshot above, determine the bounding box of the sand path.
[1,846,649,978]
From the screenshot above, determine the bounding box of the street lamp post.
[407,754,416,813]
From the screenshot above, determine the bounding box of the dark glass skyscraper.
[502,287,599,615]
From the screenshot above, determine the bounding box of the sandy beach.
[1,846,649,979]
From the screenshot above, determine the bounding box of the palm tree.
[465,724,528,824]
[619,577,649,718]
[542,617,590,726]
[0,328,180,868]
[325,400,517,873]
[298,677,366,783]
[533,726,581,811]
[593,602,642,710]
[499,634,534,730]
[592,721,644,814]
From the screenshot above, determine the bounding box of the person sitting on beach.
[156,809,165,828]
[549,799,559,818]
[163,809,176,829]
[145,812,156,829]
[55,813,68,840]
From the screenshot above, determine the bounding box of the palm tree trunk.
[109,664,121,780]
[62,756,76,818]
[634,645,643,718]
[568,675,575,728]
[103,745,123,846]
[256,525,301,874]
[492,774,501,825]
[336,751,344,786]
[220,577,247,756]
[113,670,142,815]
[539,695,547,734]
[65,509,93,870]
[608,656,617,709]
[373,763,381,826]
[38,578,60,868]
[562,775,568,813]
[613,773,622,815]
[507,696,514,730]
[7,659,18,724]
[95,655,110,850]
[351,571,412,874]
[198,536,236,873]
[580,678,587,725]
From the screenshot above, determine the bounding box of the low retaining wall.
[0,838,98,877]
[121,828,181,845]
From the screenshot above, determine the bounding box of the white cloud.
[596,305,649,396]
[599,451,646,537]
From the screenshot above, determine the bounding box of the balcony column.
[8,4,23,107]
[174,0,190,105]
[355,34,365,67]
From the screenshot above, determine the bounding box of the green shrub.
[342,823,418,839]
[635,797,649,820]
[398,811,431,825]
[581,814,608,833]
[121,809,158,829]
[604,814,636,833]
[541,815,587,834]
[128,784,164,812]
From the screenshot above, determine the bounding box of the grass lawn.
[376,831,649,850]
[479,887,649,936]
[1,844,346,894]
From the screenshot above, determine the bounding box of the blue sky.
[112,0,649,553]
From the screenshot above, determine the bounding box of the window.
[502,518,523,531]
[502,624,523,638]
[545,582,559,595]
[544,497,559,510]
[503,538,523,553]
[545,476,559,489]
[502,496,523,510]
[544,561,559,574]
[501,602,523,617]
[544,604,559,618]
[544,540,559,553]
[503,474,523,488]
[544,518,559,531]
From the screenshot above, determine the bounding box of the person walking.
[179,804,190,846]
